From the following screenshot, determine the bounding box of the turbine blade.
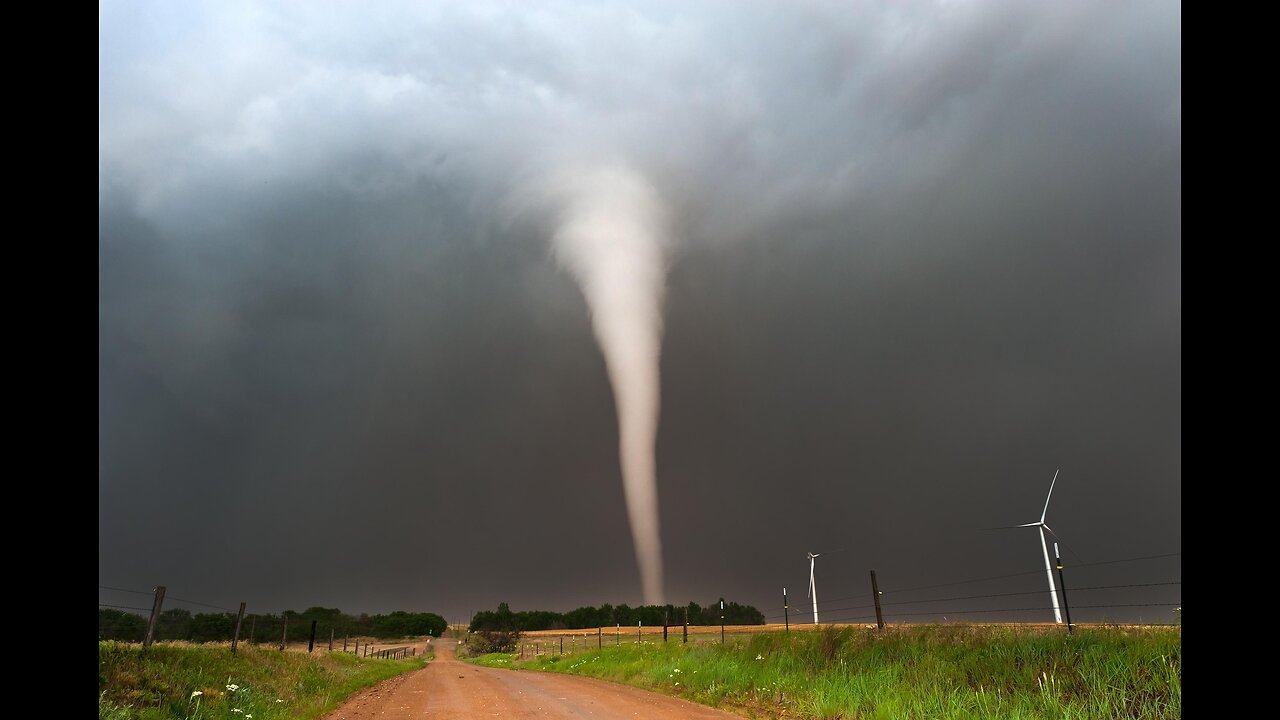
[1040,469,1059,522]
[1040,524,1086,563]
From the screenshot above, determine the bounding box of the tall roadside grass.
[486,625,1181,719]
[99,641,424,720]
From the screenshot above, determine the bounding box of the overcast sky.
[100,0,1180,626]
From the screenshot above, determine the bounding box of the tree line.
[98,606,447,643]
[469,600,765,631]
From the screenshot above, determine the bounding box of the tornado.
[551,163,668,605]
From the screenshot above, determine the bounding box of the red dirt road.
[323,638,744,720]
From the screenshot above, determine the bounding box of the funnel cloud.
[550,164,669,605]
[99,1,1179,622]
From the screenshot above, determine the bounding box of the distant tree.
[720,600,765,625]
[467,599,764,632]
[371,611,447,638]
[99,609,146,642]
[613,604,634,626]
[190,612,235,642]
[468,629,520,654]
[687,601,707,625]
[157,608,192,640]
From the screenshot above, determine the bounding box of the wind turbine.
[1009,469,1064,624]
[806,552,821,624]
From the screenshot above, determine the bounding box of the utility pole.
[783,588,789,632]
[720,599,725,645]
[1054,543,1074,634]
[870,571,885,630]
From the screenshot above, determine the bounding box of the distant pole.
[638,620,642,644]
[783,588,789,632]
[308,620,318,653]
[354,638,359,656]
[598,626,602,649]
[344,634,349,652]
[144,586,166,650]
[231,603,247,654]
[249,615,256,644]
[663,609,669,642]
[683,607,688,643]
[329,627,335,652]
[870,571,885,630]
[616,623,619,645]
[280,614,289,651]
[720,599,725,645]
[1054,543,1074,634]
[560,635,564,654]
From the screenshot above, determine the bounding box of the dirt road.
[322,638,744,719]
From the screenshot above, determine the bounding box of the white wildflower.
[190,691,203,699]
[755,654,765,660]
[232,710,243,715]
[226,684,240,692]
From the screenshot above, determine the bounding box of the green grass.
[99,641,424,720]
[472,625,1180,719]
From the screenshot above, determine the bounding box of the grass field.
[98,641,424,720]
[466,624,1181,719]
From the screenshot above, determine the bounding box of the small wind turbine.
[1006,469,1065,624]
[806,552,821,624]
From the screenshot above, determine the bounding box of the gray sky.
[99,0,1180,625]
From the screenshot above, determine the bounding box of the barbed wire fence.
[97,586,424,659]
[504,551,1180,659]
[101,550,1178,658]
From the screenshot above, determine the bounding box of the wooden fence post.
[143,586,166,650]
[231,602,247,654]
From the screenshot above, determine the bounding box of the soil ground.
[321,637,744,719]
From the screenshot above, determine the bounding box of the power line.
[98,585,153,595]
[766,581,1181,622]
[826,601,1181,621]
[1071,552,1181,570]
[818,551,1183,604]
[880,569,1055,598]
[879,581,1182,609]
[166,596,236,612]
[99,603,152,612]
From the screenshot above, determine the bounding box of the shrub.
[469,630,521,654]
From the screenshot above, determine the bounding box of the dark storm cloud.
[100,1,1179,621]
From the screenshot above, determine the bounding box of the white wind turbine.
[1007,469,1065,624]
[806,552,821,624]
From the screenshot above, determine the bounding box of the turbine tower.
[1013,469,1064,624]
[806,552,821,624]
